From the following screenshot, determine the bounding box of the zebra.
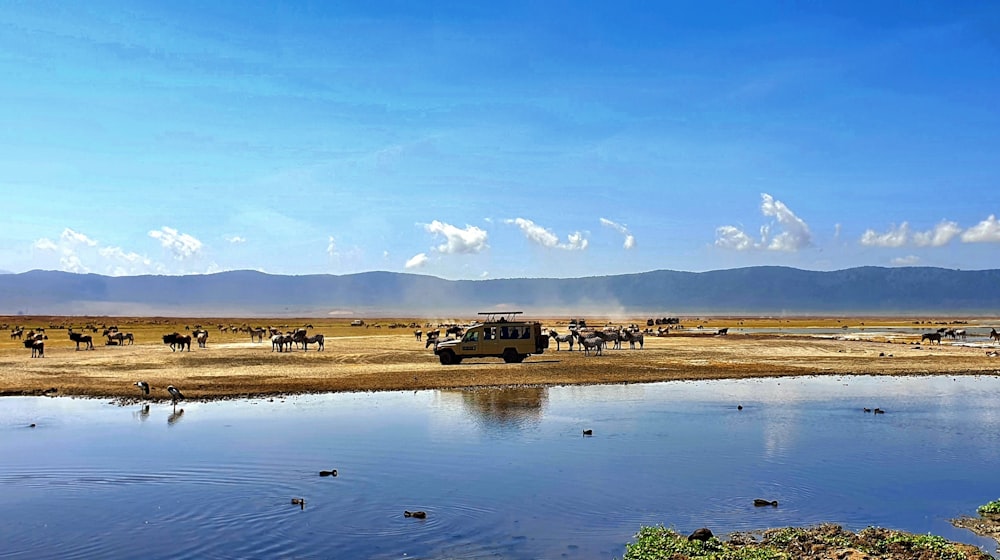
[304,334,325,351]
[548,330,574,351]
[69,330,94,350]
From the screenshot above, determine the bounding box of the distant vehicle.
[350,320,365,327]
[433,311,549,365]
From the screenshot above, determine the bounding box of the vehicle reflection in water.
[443,386,547,433]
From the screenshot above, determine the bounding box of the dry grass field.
[2,315,999,400]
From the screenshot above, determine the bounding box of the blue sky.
[2,1,999,279]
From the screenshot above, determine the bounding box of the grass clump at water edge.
[977,499,1000,516]
[622,524,990,560]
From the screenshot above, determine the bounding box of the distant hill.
[1,267,999,317]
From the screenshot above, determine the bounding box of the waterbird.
[404,510,427,519]
[863,408,872,413]
[582,429,593,436]
[319,470,338,477]
[737,405,743,410]
[754,499,778,507]
[167,385,184,403]
[134,381,150,397]
[873,408,885,414]
[688,528,714,542]
[291,498,305,509]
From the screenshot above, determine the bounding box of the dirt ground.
[2,315,999,400]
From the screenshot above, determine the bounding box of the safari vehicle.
[433,311,548,365]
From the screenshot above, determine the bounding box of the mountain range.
[1,267,999,317]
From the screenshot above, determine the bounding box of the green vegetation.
[622,524,986,560]
[977,499,1000,515]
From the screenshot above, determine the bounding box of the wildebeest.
[921,332,942,344]
[163,333,192,352]
[991,328,1000,344]
[624,330,644,349]
[716,327,729,336]
[69,330,94,350]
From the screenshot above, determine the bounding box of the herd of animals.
[6,322,328,358]
[7,320,1000,360]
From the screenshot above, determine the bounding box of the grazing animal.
[716,327,729,336]
[414,330,422,342]
[194,330,209,348]
[303,334,324,351]
[548,330,574,351]
[921,332,942,344]
[24,337,45,358]
[624,330,644,349]
[167,385,184,404]
[576,333,603,356]
[991,328,1000,344]
[272,333,293,352]
[11,329,23,340]
[162,333,192,352]
[69,331,94,350]
[250,328,266,343]
[107,331,125,346]
[134,381,150,397]
[425,331,441,348]
[954,329,967,340]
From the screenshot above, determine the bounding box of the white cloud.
[226,235,246,244]
[60,253,88,273]
[760,194,811,251]
[61,228,98,246]
[405,253,428,269]
[148,226,203,260]
[715,194,811,252]
[98,246,158,276]
[506,218,588,250]
[891,255,920,266]
[424,220,489,254]
[961,215,1000,243]
[714,225,755,251]
[326,236,337,257]
[33,238,58,251]
[833,223,842,240]
[600,218,637,250]
[860,222,909,247]
[913,221,961,247]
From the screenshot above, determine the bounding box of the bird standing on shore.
[134,381,150,398]
[167,385,184,406]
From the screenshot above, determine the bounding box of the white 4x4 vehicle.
[433,312,549,365]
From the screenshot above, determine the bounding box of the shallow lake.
[3,375,1000,559]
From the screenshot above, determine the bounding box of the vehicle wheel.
[502,349,519,363]
[515,354,527,363]
[439,350,456,365]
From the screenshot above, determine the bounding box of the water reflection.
[442,386,547,431]
[167,408,184,426]
[132,404,150,422]
[2,376,1000,560]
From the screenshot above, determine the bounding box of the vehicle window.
[500,326,510,339]
[521,328,531,338]
[463,331,478,342]
[484,327,495,340]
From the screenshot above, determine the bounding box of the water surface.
[2,375,999,559]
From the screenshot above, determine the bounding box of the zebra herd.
[271,328,325,352]
[547,326,646,356]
